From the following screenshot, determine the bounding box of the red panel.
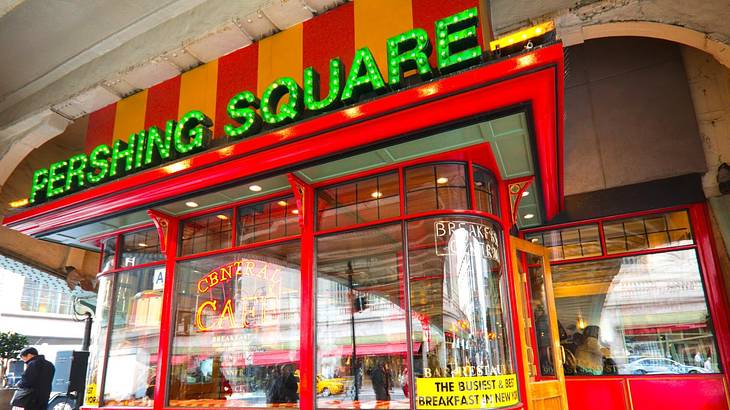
[152,215,179,410]
[298,181,315,410]
[5,45,564,236]
[691,204,730,385]
[303,2,354,74]
[85,103,116,153]
[412,0,483,68]
[145,76,181,129]
[629,376,728,410]
[213,43,258,138]
[565,378,628,410]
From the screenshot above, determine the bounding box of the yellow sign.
[85,383,99,406]
[416,374,519,409]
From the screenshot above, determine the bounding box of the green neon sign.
[29,8,482,205]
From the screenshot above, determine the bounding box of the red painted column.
[292,176,316,410]
[690,203,730,384]
[149,212,179,410]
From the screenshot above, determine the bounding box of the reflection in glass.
[180,211,233,256]
[238,196,300,245]
[553,250,720,376]
[473,166,499,216]
[85,276,112,406]
[316,224,409,409]
[525,255,556,377]
[525,225,601,262]
[103,267,164,406]
[317,172,400,231]
[604,211,693,254]
[408,216,516,408]
[406,164,468,214]
[101,237,117,272]
[120,228,164,267]
[168,242,301,407]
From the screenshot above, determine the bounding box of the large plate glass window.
[553,250,720,375]
[408,216,518,408]
[102,266,165,406]
[168,242,301,407]
[316,224,409,409]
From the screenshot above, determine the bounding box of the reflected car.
[623,358,710,375]
[293,371,346,396]
[316,376,345,397]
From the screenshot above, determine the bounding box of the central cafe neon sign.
[29,8,482,205]
[195,259,287,332]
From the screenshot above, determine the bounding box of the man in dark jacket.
[16,347,55,410]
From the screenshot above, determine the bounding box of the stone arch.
[559,21,730,70]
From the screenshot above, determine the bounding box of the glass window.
[525,224,601,262]
[473,166,499,216]
[85,276,113,406]
[180,211,233,256]
[317,172,400,231]
[603,211,693,254]
[407,216,518,408]
[101,237,117,272]
[406,164,468,214]
[552,250,720,376]
[19,278,75,315]
[316,224,409,409]
[103,267,165,406]
[168,242,301,408]
[238,196,300,245]
[120,228,164,267]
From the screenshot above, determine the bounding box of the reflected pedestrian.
[16,347,55,410]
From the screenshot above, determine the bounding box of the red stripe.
[411,0,483,68]
[85,103,116,153]
[214,44,259,139]
[303,2,354,77]
[145,76,181,129]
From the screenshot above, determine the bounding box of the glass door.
[510,236,568,410]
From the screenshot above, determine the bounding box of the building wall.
[563,36,707,196]
[0,268,86,364]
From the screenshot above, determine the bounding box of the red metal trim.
[689,203,730,385]
[96,260,166,278]
[176,190,292,221]
[287,173,308,228]
[80,223,156,245]
[467,161,477,211]
[174,234,302,262]
[547,244,699,266]
[5,45,564,237]
[597,220,607,256]
[314,209,505,237]
[152,213,180,409]
[297,176,316,410]
[507,176,534,226]
[521,204,693,233]
[148,210,172,253]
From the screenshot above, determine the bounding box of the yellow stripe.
[112,90,148,142]
[257,24,303,95]
[178,60,219,128]
[354,0,413,80]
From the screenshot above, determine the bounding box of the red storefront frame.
[9,41,729,410]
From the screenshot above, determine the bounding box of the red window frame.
[520,203,730,387]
